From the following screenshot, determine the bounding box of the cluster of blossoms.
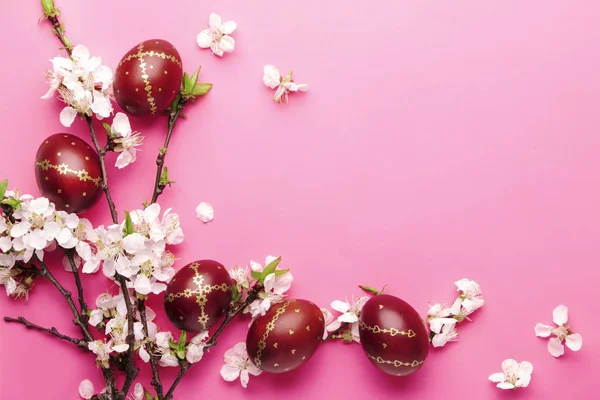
[427,278,484,348]
[42,44,113,127]
[75,203,183,296]
[0,189,88,299]
[85,290,209,371]
[321,296,369,343]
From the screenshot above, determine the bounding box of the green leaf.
[231,284,240,303]
[1,198,19,208]
[102,122,112,134]
[160,167,169,185]
[145,391,155,400]
[250,271,262,281]
[0,179,8,200]
[177,330,187,347]
[273,269,289,277]
[359,285,381,295]
[169,92,182,112]
[124,211,134,236]
[190,67,201,88]
[182,72,191,92]
[176,349,185,360]
[192,83,212,96]
[260,257,282,280]
[41,0,56,15]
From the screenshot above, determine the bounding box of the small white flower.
[155,332,179,367]
[111,112,144,169]
[249,271,293,318]
[455,278,484,312]
[249,255,278,273]
[196,202,214,223]
[321,308,336,340]
[534,305,582,357]
[220,342,262,388]
[88,340,113,369]
[186,331,209,364]
[197,13,236,57]
[488,359,533,390]
[330,296,369,343]
[263,65,308,103]
[78,379,94,399]
[427,301,459,334]
[431,323,459,348]
[88,309,104,327]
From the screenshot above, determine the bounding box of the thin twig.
[65,249,87,316]
[151,98,188,203]
[164,290,259,400]
[323,322,350,342]
[47,15,72,56]
[139,300,164,400]
[116,276,139,394]
[4,316,87,348]
[86,115,119,224]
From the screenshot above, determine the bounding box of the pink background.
[0,0,598,398]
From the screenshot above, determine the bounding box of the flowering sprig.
[263,65,308,103]
[535,305,582,357]
[427,278,484,348]
[321,295,369,343]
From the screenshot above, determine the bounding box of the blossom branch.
[151,97,188,203]
[138,299,164,400]
[41,1,73,56]
[323,322,350,341]
[4,316,87,348]
[116,276,138,395]
[65,249,87,316]
[86,115,119,224]
[164,289,260,400]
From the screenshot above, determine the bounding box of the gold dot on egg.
[306,326,311,331]
[82,192,87,197]
[117,89,120,93]
[63,135,68,138]
[71,142,76,146]
[155,41,159,44]
[135,88,139,92]
[379,305,384,309]
[294,309,300,313]
[289,330,295,335]
[65,204,70,208]
[179,316,184,320]
[85,156,89,160]
[125,71,129,75]
[150,65,154,69]
[302,356,306,360]
[45,141,49,144]
[382,343,388,349]
[164,70,168,74]
[57,189,62,193]
[273,343,278,348]
[291,349,296,354]
[57,152,62,156]
[158,88,162,92]
[273,363,279,367]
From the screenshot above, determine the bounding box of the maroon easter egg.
[359,294,429,376]
[164,260,233,332]
[246,299,325,374]
[113,39,183,116]
[34,134,102,213]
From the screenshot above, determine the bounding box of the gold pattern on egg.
[366,353,425,368]
[291,349,296,354]
[254,300,292,368]
[36,160,101,185]
[289,330,295,335]
[164,261,232,331]
[379,305,384,309]
[359,322,416,338]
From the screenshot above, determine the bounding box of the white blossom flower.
[263,65,308,103]
[329,296,369,343]
[249,255,278,273]
[195,202,214,223]
[88,340,113,368]
[105,308,130,353]
[248,271,293,318]
[111,112,143,169]
[78,379,95,399]
[186,331,209,364]
[134,308,157,363]
[155,332,179,367]
[427,301,459,334]
[455,278,484,312]
[132,383,144,400]
[197,13,236,57]
[220,342,262,388]
[43,44,114,126]
[321,308,336,340]
[488,359,533,390]
[535,305,582,357]
[431,323,459,348]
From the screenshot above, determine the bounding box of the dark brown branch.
[4,316,87,348]
[86,115,119,224]
[139,300,164,399]
[64,249,87,316]
[47,15,72,56]
[323,322,350,341]
[151,97,188,203]
[116,276,138,394]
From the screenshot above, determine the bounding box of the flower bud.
[41,0,57,17]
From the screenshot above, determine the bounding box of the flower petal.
[263,65,281,89]
[220,21,237,35]
[111,112,131,137]
[501,359,519,375]
[497,382,515,390]
[534,323,553,337]
[488,373,505,383]
[196,202,214,223]
[548,337,565,357]
[72,45,90,62]
[209,13,222,29]
[219,35,235,53]
[330,300,350,313]
[553,305,569,326]
[337,312,358,324]
[432,333,448,348]
[78,379,94,399]
[60,106,78,127]
[220,365,240,382]
[240,369,250,388]
[197,30,213,48]
[565,333,582,351]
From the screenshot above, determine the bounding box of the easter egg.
[246,299,325,374]
[164,260,233,332]
[113,39,183,116]
[34,133,102,213]
[359,294,429,376]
